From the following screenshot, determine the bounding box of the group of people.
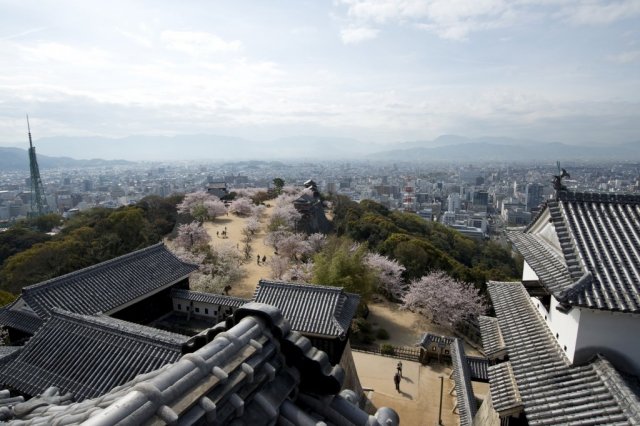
[394,361,403,392]
[256,254,267,265]
[216,227,228,239]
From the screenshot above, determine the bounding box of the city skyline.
[1,0,639,154]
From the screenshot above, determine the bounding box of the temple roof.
[450,338,477,426]
[510,191,640,313]
[21,243,198,319]
[0,309,187,401]
[0,300,43,335]
[253,280,360,338]
[0,303,399,425]
[486,281,640,425]
[171,288,249,308]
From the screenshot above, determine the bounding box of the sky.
[0,0,639,150]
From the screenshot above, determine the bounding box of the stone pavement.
[353,351,458,426]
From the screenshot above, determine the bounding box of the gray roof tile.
[450,338,477,426]
[252,280,360,337]
[486,281,640,425]
[512,191,640,313]
[0,300,43,334]
[488,362,523,415]
[0,309,187,401]
[171,288,249,308]
[21,243,198,319]
[479,315,507,360]
[0,303,399,425]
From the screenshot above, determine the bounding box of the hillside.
[331,196,521,286]
[0,147,134,170]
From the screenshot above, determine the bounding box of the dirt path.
[202,206,274,299]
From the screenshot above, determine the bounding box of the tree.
[365,253,406,300]
[229,197,254,216]
[244,217,261,236]
[175,222,209,250]
[268,255,290,280]
[178,191,224,222]
[402,271,486,329]
[307,233,327,254]
[269,204,301,231]
[276,233,310,260]
[272,177,285,194]
[283,261,314,283]
[312,237,376,301]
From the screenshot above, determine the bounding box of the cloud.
[161,31,242,56]
[336,0,640,41]
[607,49,640,63]
[340,26,379,44]
[558,0,640,25]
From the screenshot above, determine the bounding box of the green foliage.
[272,178,285,193]
[0,290,16,307]
[376,328,390,340]
[0,227,51,267]
[312,236,376,301]
[380,344,395,355]
[16,213,63,233]
[0,198,181,294]
[350,317,375,345]
[330,195,519,286]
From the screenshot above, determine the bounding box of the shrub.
[376,328,390,340]
[380,344,395,355]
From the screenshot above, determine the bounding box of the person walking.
[257,254,261,265]
[394,372,400,392]
[262,255,266,263]
[397,361,403,378]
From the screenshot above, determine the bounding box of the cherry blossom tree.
[178,191,225,222]
[269,204,302,231]
[265,228,291,252]
[277,233,311,260]
[175,222,209,250]
[282,261,314,283]
[268,255,290,280]
[365,253,406,300]
[244,217,261,235]
[307,233,327,254]
[402,271,486,329]
[229,197,254,216]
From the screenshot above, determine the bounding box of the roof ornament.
[552,161,570,199]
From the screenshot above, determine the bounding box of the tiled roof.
[487,281,640,425]
[417,333,453,348]
[171,288,249,308]
[478,315,507,360]
[512,191,640,313]
[467,356,490,382]
[0,300,43,334]
[487,362,522,416]
[252,280,360,338]
[450,338,477,426]
[0,303,399,425]
[0,309,187,401]
[21,243,198,319]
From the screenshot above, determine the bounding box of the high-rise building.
[525,183,544,212]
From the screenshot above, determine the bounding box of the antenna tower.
[27,115,49,217]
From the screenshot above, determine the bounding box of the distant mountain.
[29,134,375,162]
[0,147,134,170]
[368,137,640,162]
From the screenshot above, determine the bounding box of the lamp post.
[438,376,444,425]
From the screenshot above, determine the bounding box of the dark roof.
[0,303,399,425]
[171,288,249,308]
[486,281,640,425]
[0,309,187,401]
[510,191,640,313]
[466,356,490,382]
[0,300,43,334]
[487,362,522,416]
[450,339,477,426]
[478,315,507,360]
[417,333,453,348]
[21,243,198,319]
[253,280,360,338]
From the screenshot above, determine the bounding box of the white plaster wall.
[172,298,234,322]
[575,310,640,375]
[548,297,581,361]
[522,260,539,282]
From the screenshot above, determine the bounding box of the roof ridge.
[557,190,640,205]
[257,279,344,293]
[49,308,187,347]
[23,242,166,293]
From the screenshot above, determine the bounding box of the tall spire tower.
[27,115,49,217]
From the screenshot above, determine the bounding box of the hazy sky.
[1,0,639,147]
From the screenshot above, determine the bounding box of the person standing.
[397,361,403,378]
[394,372,400,392]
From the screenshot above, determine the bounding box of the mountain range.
[1,134,638,166]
